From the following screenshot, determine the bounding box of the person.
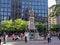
[20,33,23,40]
[5,34,8,42]
[58,33,60,40]
[12,34,16,40]
[47,32,51,43]
[44,33,46,40]
[3,32,6,44]
[24,31,29,43]
[0,39,2,45]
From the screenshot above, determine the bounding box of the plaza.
[0,37,60,45]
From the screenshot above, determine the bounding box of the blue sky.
[48,0,56,7]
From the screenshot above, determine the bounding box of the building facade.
[0,0,48,23]
[48,6,57,30]
[56,0,60,4]
[55,0,60,24]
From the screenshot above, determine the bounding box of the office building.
[0,0,48,23]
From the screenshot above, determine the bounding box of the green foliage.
[35,22,47,30]
[51,24,60,32]
[14,19,28,31]
[49,4,60,17]
[0,20,13,31]
[0,19,28,31]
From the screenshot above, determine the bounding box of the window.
[4,16,7,20]
[8,13,11,16]
[1,0,4,3]
[22,1,25,4]
[1,12,3,15]
[5,0,11,3]
[1,4,5,7]
[8,4,11,7]
[32,2,34,5]
[8,8,11,11]
[26,2,28,4]
[22,13,23,16]
[42,14,45,17]
[5,4,7,7]
[1,8,4,11]
[4,12,7,15]
[45,14,47,17]
[22,5,24,8]
[4,8,7,11]
[29,2,31,4]
[38,14,41,17]
[42,10,45,13]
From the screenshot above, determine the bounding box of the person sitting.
[12,34,16,40]
[20,33,23,40]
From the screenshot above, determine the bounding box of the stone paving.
[0,37,60,45]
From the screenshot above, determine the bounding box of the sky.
[48,0,56,7]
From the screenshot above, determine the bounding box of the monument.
[28,7,39,40]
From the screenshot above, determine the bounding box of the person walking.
[58,33,60,40]
[3,32,6,44]
[24,31,29,43]
[5,34,8,42]
[47,32,51,43]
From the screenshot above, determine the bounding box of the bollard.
[0,39,1,45]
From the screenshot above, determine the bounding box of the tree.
[52,24,60,32]
[13,19,28,31]
[35,22,47,33]
[0,20,13,31]
[49,4,60,17]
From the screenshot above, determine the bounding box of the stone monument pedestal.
[29,29,39,40]
[27,7,39,40]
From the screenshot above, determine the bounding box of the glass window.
[29,2,31,4]
[4,8,7,11]
[32,2,34,5]
[36,7,38,9]
[22,1,25,4]
[5,0,7,3]
[42,14,45,17]
[39,7,41,9]
[4,12,7,15]
[4,4,7,7]
[32,6,34,9]
[35,0,37,1]
[26,2,28,4]
[1,4,5,7]
[42,10,45,13]
[45,14,47,17]
[39,10,41,13]
[8,0,11,3]
[38,14,41,17]
[8,8,11,11]
[38,3,41,5]
[4,16,7,20]
[1,0,4,3]
[8,4,11,7]
[42,3,45,5]
[1,12,3,15]
[1,8,4,11]
[5,0,11,3]
[8,13,11,16]
[45,10,47,13]
[22,13,23,16]
[22,5,24,8]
